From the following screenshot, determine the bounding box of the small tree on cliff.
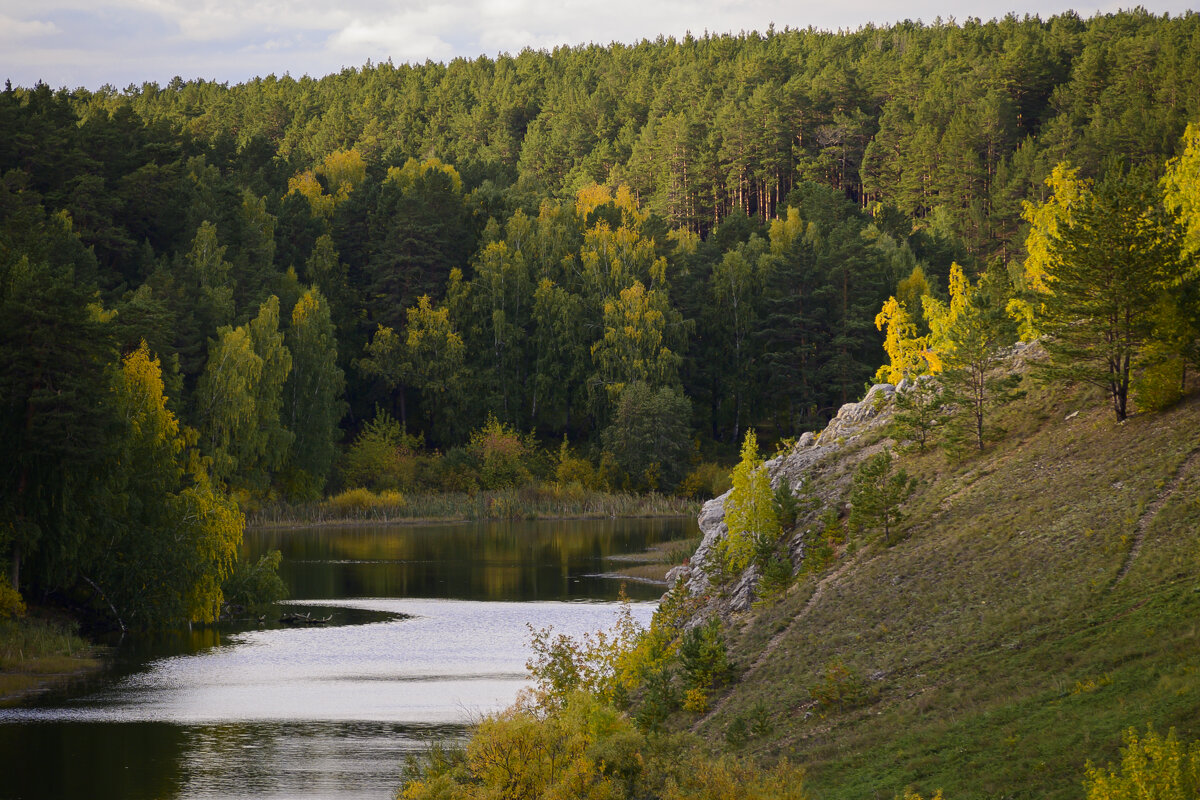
[718,430,780,576]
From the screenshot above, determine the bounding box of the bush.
[809,658,866,711]
[679,617,731,696]
[1084,726,1200,800]
[323,488,407,515]
[554,437,604,489]
[469,415,532,490]
[662,753,808,800]
[339,410,422,491]
[0,583,26,619]
[680,462,733,499]
[1133,357,1186,412]
[221,550,287,614]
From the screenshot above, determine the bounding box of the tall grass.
[248,484,700,527]
[0,617,96,671]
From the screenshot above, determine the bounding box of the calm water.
[0,517,694,800]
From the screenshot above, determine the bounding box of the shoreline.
[0,615,107,707]
[247,509,699,530]
[0,657,106,707]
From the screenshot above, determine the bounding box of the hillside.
[670,353,1200,799]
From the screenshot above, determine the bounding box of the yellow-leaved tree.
[718,430,780,577]
[90,342,242,629]
[874,296,926,384]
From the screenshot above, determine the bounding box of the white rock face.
[677,382,898,613]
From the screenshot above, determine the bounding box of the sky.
[0,0,1194,91]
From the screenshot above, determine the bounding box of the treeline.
[3,10,1200,625]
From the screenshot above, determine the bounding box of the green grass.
[249,485,699,526]
[684,380,1200,799]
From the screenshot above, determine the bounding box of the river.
[0,517,694,800]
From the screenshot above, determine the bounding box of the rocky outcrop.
[671,382,899,614]
[670,341,1047,617]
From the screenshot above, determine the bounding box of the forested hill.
[1,10,1199,626]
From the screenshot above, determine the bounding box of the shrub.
[339,410,422,491]
[555,437,603,489]
[809,658,866,711]
[1084,726,1200,800]
[662,753,808,800]
[1133,357,1186,412]
[221,550,287,614]
[680,462,733,500]
[324,488,406,515]
[470,415,532,490]
[0,583,26,619]
[679,617,732,695]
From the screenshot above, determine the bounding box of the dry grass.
[250,486,699,527]
[686,381,1200,799]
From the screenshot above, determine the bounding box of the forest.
[3,8,1200,628]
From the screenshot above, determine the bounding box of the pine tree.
[849,449,915,545]
[285,288,346,497]
[1030,159,1184,422]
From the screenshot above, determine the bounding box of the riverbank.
[247,486,701,528]
[0,615,104,706]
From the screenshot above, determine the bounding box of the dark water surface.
[0,517,694,800]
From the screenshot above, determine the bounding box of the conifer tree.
[849,449,915,545]
[1030,159,1184,422]
[285,288,346,497]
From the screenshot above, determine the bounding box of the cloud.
[1,0,1197,89]
[0,14,61,40]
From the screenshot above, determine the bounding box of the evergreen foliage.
[4,12,1200,627]
[848,449,916,544]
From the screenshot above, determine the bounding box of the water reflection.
[251,517,694,602]
[0,519,688,800]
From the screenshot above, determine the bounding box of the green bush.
[339,411,423,491]
[221,550,287,614]
[1133,357,1186,412]
[679,617,732,695]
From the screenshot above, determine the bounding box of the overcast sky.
[0,0,1194,91]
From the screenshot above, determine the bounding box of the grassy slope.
[690,379,1200,799]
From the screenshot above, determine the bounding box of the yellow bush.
[683,687,709,713]
[0,583,26,619]
[664,754,808,800]
[1085,726,1200,800]
[324,488,406,514]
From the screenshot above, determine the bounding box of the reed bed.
[248,485,700,527]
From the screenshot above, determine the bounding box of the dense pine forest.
[3,8,1200,629]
